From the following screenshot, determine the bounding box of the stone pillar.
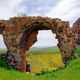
[19,48,26,72]
[57,34,76,64]
[19,30,38,72]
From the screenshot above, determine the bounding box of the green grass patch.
[74,48,80,56]
[0,58,80,80]
[0,50,7,54]
[0,49,80,80]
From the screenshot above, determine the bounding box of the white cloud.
[14,0,59,16]
[0,0,23,19]
[46,0,80,26]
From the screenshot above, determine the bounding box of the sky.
[0,0,80,48]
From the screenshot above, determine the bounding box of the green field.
[27,49,63,73]
[27,53,64,73]
[0,49,80,80]
[0,49,64,73]
[0,58,80,80]
[29,48,60,54]
[0,50,7,54]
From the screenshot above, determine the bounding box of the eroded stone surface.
[0,16,79,72]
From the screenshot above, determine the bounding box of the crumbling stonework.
[73,18,80,45]
[0,16,79,72]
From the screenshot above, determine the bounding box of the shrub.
[73,48,80,56]
[0,55,8,68]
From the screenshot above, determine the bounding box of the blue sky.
[0,0,80,48]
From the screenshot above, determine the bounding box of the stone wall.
[73,18,80,45]
[0,16,79,72]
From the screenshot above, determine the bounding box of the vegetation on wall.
[74,48,80,56]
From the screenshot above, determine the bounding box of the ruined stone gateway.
[0,16,80,72]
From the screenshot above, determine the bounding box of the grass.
[73,48,80,56]
[0,50,7,54]
[0,50,80,80]
[0,58,80,80]
[53,58,80,80]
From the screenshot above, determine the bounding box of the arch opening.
[19,21,66,72]
[31,30,58,48]
[0,35,7,51]
[25,30,64,73]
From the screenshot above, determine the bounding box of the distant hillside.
[30,46,59,50]
[0,48,7,50]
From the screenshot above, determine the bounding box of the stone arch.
[19,20,54,72]
[19,18,73,72]
[0,16,79,72]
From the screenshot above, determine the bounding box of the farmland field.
[0,50,7,54]
[27,49,64,73]
[0,49,64,73]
